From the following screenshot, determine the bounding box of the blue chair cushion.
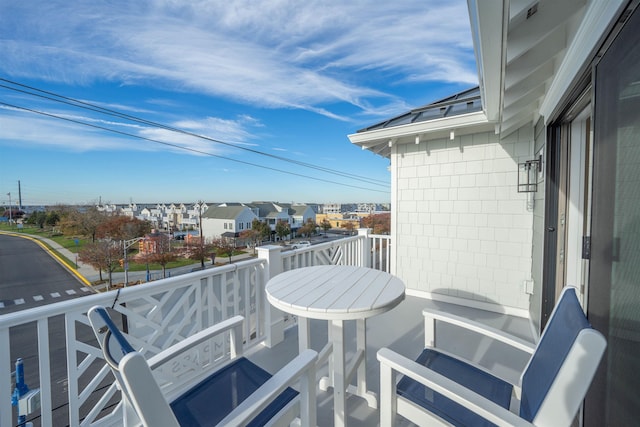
[519,287,589,421]
[170,357,298,427]
[397,348,513,427]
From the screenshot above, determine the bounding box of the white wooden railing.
[280,229,391,273]
[0,230,390,426]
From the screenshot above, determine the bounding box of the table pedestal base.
[299,317,378,427]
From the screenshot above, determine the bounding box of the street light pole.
[122,237,144,286]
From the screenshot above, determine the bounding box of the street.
[0,234,93,314]
[0,233,99,425]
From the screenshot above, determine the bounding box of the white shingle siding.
[393,128,533,310]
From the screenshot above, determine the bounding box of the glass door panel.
[587,5,640,425]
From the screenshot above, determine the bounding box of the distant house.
[121,203,138,218]
[247,202,291,237]
[279,203,316,234]
[200,205,258,240]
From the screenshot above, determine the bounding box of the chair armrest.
[378,348,532,427]
[423,309,535,354]
[148,315,245,369]
[216,349,318,427]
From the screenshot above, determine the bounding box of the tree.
[26,210,47,229]
[341,220,356,235]
[212,238,236,264]
[45,211,60,227]
[361,213,391,234]
[96,215,152,241]
[59,207,107,242]
[275,220,290,242]
[78,240,121,289]
[141,234,177,278]
[186,236,214,268]
[320,218,332,235]
[299,219,317,237]
[239,229,261,254]
[239,219,270,254]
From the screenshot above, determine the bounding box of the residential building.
[278,203,316,233]
[200,205,258,240]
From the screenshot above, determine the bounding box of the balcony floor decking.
[249,294,535,426]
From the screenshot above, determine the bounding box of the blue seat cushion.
[170,357,298,427]
[397,348,513,427]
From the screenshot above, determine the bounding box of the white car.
[291,241,311,249]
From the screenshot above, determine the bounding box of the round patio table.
[266,265,405,427]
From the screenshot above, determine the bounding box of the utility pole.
[18,180,22,210]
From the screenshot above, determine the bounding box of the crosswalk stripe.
[33,295,44,301]
[51,292,61,298]
[81,287,91,292]
[15,298,25,305]
[66,289,76,295]
[0,302,4,308]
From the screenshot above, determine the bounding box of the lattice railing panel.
[61,260,266,426]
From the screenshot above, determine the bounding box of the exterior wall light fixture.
[517,155,542,192]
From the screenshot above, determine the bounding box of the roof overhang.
[471,0,625,136]
[348,111,493,159]
[468,0,507,123]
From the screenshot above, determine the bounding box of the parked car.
[291,241,311,249]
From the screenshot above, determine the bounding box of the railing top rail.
[0,257,266,329]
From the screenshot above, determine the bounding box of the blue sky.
[0,0,477,206]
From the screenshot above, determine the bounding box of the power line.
[0,78,388,187]
[0,100,390,194]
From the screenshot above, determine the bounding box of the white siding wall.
[201,218,227,239]
[236,209,258,230]
[393,127,534,311]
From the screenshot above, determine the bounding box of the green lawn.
[0,223,90,253]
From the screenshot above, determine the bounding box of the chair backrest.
[88,306,181,427]
[519,287,606,426]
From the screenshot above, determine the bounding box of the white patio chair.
[377,286,606,426]
[88,306,317,427]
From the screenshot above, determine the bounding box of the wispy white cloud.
[0,104,259,155]
[0,0,476,120]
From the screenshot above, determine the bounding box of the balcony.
[1,230,532,426]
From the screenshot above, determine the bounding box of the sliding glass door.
[586,5,640,425]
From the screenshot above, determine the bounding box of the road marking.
[15,298,25,305]
[33,295,44,301]
[81,287,91,292]
[51,292,61,298]
[0,302,4,308]
[66,289,76,295]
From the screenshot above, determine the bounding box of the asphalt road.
[0,234,92,314]
[0,234,102,426]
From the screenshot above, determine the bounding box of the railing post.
[358,228,372,268]
[258,245,285,348]
[1,328,11,427]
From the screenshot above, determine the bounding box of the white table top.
[266,265,405,321]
